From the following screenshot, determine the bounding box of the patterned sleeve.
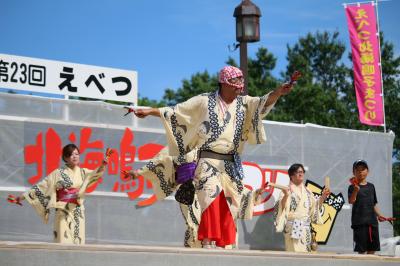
[238,187,272,220]
[137,147,200,202]
[77,167,105,203]
[159,95,207,157]
[80,167,105,190]
[243,92,276,145]
[136,95,206,203]
[274,192,289,232]
[23,170,58,224]
[237,187,256,220]
[310,190,324,224]
[136,147,176,201]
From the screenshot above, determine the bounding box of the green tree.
[378,35,400,234]
[161,70,218,106]
[138,96,165,107]
[379,34,400,157]
[270,31,351,126]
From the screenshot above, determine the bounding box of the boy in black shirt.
[348,160,387,254]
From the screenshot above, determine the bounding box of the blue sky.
[1,0,399,101]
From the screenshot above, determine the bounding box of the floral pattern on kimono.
[24,165,104,244]
[274,184,323,252]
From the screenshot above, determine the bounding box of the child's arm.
[348,185,360,204]
[374,204,384,217]
[371,184,386,220]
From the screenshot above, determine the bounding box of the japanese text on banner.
[345,3,384,126]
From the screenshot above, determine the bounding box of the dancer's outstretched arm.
[264,83,293,107]
[123,106,161,118]
[264,71,301,108]
[134,108,161,118]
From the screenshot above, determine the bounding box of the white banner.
[0,53,137,104]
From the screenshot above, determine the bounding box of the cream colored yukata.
[24,165,104,244]
[137,90,275,247]
[274,184,323,252]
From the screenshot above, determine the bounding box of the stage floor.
[0,241,399,266]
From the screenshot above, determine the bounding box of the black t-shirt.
[348,182,378,226]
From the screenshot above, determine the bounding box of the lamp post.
[233,0,261,95]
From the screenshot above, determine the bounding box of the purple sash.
[175,162,197,184]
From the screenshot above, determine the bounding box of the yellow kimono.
[137,90,275,247]
[274,184,323,252]
[24,165,104,244]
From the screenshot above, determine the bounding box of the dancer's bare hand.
[255,182,271,196]
[121,170,139,180]
[378,215,387,222]
[101,148,114,166]
[349,177,360,191]
[277,82,293,95]
[278,70,302,95]
[289,70,302,84]
[134,109,151,118]
[281,187,290,196]
[255,187,264,197]
[320,187,331,201]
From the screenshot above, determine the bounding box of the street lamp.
[234,0,261,95]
